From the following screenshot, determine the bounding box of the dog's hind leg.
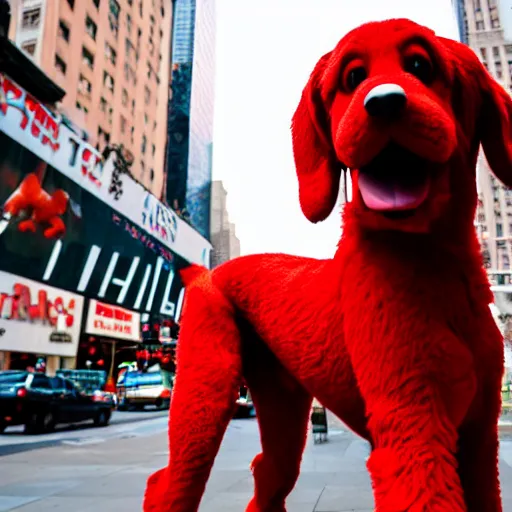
[243,339,312,512]
[143,272,242,512]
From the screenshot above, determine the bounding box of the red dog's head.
[292,18,512,234]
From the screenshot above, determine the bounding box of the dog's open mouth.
[358,144,431,214]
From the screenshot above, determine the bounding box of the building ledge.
[0,37,65,104]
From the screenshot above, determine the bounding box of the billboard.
[0,74,212,267]
[0,271,84,357]
[0,129,188,320]
[85,300,141,342]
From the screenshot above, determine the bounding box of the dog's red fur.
[144,19,509,511]
[4,173,68,239]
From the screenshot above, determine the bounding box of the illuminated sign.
[0,73,211,267]
[0,271,83,357]
[85,299,140,342]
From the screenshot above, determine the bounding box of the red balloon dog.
[144,19,508,512]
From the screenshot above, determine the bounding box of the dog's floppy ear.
[441,37,512,188]
[291,52,345,223]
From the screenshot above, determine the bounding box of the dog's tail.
[179,264,209,287]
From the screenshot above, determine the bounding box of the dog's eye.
[404,54,434,84]
[345,67,367,92]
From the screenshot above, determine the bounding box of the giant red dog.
[144,19,508,511]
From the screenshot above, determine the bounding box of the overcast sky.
[212,0,460,258]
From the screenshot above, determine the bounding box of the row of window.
[479,46,512,82]
[474,0,501,31]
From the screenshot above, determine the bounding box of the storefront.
[0,271,84,374]
[77,299,141,383]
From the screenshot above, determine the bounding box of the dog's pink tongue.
[358,172,430,211]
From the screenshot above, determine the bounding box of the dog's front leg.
[457,384,503,512]
[344,314,471,511]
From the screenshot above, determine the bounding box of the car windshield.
[0,371,27,384]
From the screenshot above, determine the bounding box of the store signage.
[85,299,140,342]
[0,271,83,357]
[0,73,212,267]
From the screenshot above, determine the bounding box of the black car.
[0,370,113,434]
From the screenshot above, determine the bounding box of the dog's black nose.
[364,84,407,118]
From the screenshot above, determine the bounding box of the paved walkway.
[1,414,512,511]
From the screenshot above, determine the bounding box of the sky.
[212,0,461,259]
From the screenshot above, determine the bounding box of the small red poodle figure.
[145,19,509,512]
[3,173,68,239]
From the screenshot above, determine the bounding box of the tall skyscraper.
[7,0,172,196]
[210,180,240,267]
[165,0,215,240]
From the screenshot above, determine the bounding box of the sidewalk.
[1,415,512,511]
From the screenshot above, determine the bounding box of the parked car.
[116,368,171,411]
[0,370,113,434]
[56,369,117,408]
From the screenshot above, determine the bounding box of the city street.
[1,411,512,511]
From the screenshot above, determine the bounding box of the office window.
[55,55,67,75]
[93,0,100,9]
[82,46,94,69]
[98,126,111,144]
[120,116,127,134]
[76,102,88,114]
[22,8,41,29]
[495,61,503,79]
[108,0,120,38]
[59,20,70,42]
[141,135,147,154]
[477,20,485,30]
[21,40,37,56]
[122,89,129,107]
[126,13,132,33]
[100,97,108,112]
[144,86,151,105]
[110,0,120,20]
[105,42,117,65]
[103,71,115,93]
[78,74,92,96]
[141,160,145,178]
[67,0,75,9]
[85,16,97,40]
[150,169,154,182]
[152,144,156,157]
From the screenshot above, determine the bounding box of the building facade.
[8,0,172,196]
[463,0,512,285]
[210,180,240,268]
[165,0,215,240]
[0,6,212,375]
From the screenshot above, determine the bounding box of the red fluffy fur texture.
[145,19,508,512]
